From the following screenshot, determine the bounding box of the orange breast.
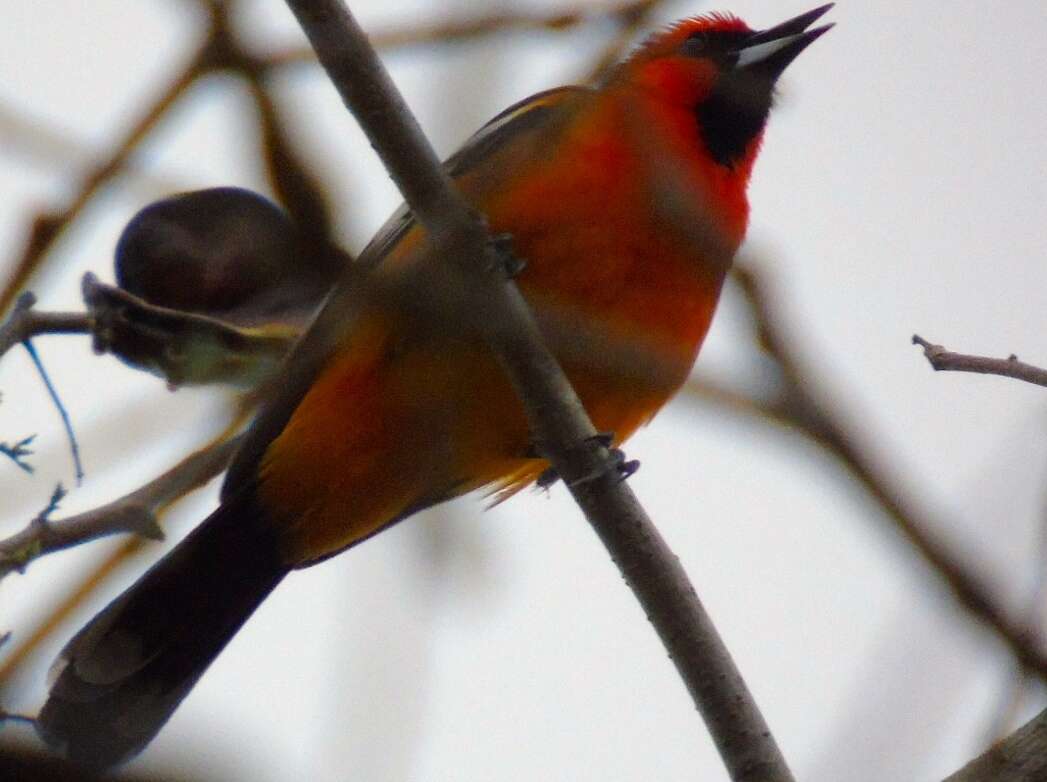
[259,85,742,565]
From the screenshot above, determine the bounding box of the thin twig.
[21,342,83,484]
[0,293,90,359]
[582,0,661,82]
[0,295,89,481]
[0,401,257,686]
[0,434,241,580]
[681,266,1047,684]
[280,3,793,781]
[912,335,1047,388]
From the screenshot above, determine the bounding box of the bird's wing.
[223,86,591,497]
[355,86,589,264]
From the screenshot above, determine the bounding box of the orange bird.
[39,5,831,767]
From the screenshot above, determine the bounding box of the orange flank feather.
[260,75,743,561]
[39,6,832,768]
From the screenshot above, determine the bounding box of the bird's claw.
[534,432,639,489]
[489,233,526,278]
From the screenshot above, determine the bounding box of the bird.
[37,5,832,768]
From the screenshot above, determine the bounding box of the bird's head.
[623,4,833,171]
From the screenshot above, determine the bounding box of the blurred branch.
[281,2,792,781]
[582,0,661,82]
[944,707,1047,782]
[0,537,144,687]
[0,293,90,359]
[0,38,218,316]
[0,397,251,686]
[683,265,1047,684]
[983,470,1047,742]
[0,434,240,580]
[913,335,1047,388]
[0,98,186,199]
[265,0,667,67]
[1,0,667,320]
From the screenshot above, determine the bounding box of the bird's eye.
[680,31,709,57]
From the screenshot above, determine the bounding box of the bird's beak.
[734,3,834,78]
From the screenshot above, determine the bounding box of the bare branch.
[681,266,1047,685]
[944,707,1047,782]
[265,0,664,67]
[21,342,83,484]
[913,335,1047,388]
[0,435,240,580]
[581,0,660,82]
[0,37,216,316]
[280,3,793,781]
[0,97,187,200]
[0,293,90,360]
[0,295,89,481]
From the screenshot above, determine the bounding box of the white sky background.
[2,0,1047,780]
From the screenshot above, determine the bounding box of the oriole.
[38,5,831,767]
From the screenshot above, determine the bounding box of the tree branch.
[682,266,1047,685]
[0,36,218,316]
[913,335,1047,388]
[0,435,240,580]
[944,707,1047,782]
[0,293,90,359]
[281,3,793,781]
[265,0,663,67]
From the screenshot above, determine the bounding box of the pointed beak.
[734,4,834,79]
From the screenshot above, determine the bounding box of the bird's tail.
[37,488,290,769]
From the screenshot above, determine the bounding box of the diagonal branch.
[0,435,240,580]
[0,37,218,316]
[280,2,793,781]
[682,266,1047,684]
[265,0,666,67]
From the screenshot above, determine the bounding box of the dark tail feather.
[37,488,290,769]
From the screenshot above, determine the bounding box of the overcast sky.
[3,1,1047,780]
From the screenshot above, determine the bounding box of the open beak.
[734,4,834,78]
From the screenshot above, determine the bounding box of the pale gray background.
[2,1,1047,779]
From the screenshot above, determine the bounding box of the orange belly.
[258,90,734,565]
